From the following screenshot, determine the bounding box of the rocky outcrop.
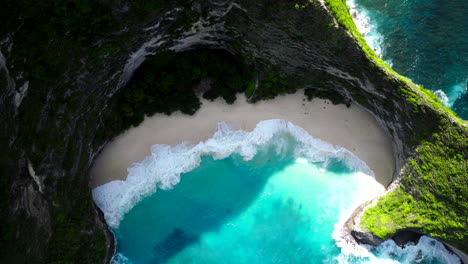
[346,202,384,246]
[0,0,466,263]
[344,179,401,247]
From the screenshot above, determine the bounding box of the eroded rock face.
[0,0,462,262]
[345,201,384,247]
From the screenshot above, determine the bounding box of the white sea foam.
[452,81,468,101]
[384,59,393,68]
[112,253,133,264]
[332,172,386,260]
[347,0,384,58]
[331,177,461,263]
[335,235,461,263]
[435,89,450,106]
[92,119,373,228]
[435,81,467,107]
[374,236,461,263]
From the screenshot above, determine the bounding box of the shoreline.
[90,92,395,188]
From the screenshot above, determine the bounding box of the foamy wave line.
[112,253,132,264]
[435,81,467,107]
[93,119,373,228]
[435,90,450,106]
[347,0,384,58]
[331,172,386,260]
[334,236,461,264]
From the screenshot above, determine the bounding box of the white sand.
[90,92,395,188]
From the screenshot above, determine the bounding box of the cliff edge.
[0,0,466,262]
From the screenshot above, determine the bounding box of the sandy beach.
[90,92,395,188]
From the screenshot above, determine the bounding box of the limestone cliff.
[0,0,466,263]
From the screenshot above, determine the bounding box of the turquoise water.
[348,0,468,118]
[113,154,350,263]
[94,122,460,264]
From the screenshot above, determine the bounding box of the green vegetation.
[361,121,467,250]
[10,0,118,156]
[323,0,407,82]
[323,0,468,251]
[1,0,117,261]
[9,0,207,166]
[323,0,462,123]
[245,80,257,98]
[1,2,258,261]
[304,88,350,106]
[250,73,295,102]
[44,176,107,263]
[294,0,315,9]
[99,49,254,141]
[1,0,466,262]
[4,0,113,84]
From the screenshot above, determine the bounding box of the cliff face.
[0,0,466,263]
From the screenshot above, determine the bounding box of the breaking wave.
[436,81,468,107]
[336,236,461,263]
[347,0,385,58]
[92,119,372,228]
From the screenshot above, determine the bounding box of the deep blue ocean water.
[98,122,460,264]
[348,0,468,119]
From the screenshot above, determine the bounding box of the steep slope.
[0,0,466,263]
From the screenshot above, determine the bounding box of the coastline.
[90,92,395,188]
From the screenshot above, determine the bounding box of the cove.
[93,120,460,264]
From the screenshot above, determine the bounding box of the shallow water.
[114,155,363,263]
[348,0,468,118]
[100,122,460,264]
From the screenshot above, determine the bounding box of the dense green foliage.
[324,0,468,252]
[3,0,113,83]
[1,0,466,262]
[1,0,361,262]
[294,0,315,9]
[249,73,296,102]
[304,88,350,106]
[361,121,468,250]
[99,49,253,140]
[1,0,117,261]
[0,0,198,262]
[103,46,354,138]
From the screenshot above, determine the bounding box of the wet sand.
[90,92,395,188]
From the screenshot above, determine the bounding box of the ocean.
[348,0,468,119]
[93,120,460,264]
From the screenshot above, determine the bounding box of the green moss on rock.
[324,0,468,252]
[360,122,468,250]
[324,0,461,122]
[2,0,467,262]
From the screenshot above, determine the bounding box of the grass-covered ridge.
[323,0,468,252]
[323,0,462,123]
[361,120,468,251]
